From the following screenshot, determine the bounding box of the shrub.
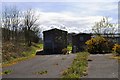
[85,36,110,54]
[112,44,120,55]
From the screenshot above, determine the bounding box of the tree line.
[2,6,41,46]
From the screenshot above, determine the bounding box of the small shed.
[72,33,91,53]
[43,28,67,54]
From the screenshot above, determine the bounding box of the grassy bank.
[62,52,89,78]
[2,42,43,67]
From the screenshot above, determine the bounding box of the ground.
[82,54,118,79]
[1,53,119,79]
[2,54,76,78]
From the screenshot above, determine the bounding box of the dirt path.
[2,54,76,78]
[82,54,118,79]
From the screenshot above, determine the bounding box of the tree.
[23,9,40,46]
[92,17,117,36]
[2,6,20,42]
[10,6,20,42]
[2,6,11,41]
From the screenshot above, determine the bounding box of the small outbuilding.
[72,33,91,53]
[43,28,67,54]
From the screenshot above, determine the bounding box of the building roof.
[74,33,92,36]
[43,28,67,33]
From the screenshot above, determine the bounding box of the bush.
[112,44,120,55]
[85,36,110,54]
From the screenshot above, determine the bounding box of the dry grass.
[2,42,43,67]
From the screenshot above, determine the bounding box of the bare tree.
[10,6,20,42]
[2,6,11,41]
[2,6,20,42]
[92,17,117,36]
[2,6,41,46]
[23,9,39,46]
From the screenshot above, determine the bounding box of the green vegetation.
[104,43,120,61]
[2,43,43,67]
[109,44,120,61]
[34,70,48,75]
[2,6,43,67]
[62,52,89,78]
[85,36,111,54]
[2,70,13,75]
[62,45,72,55]
[112,44,120,56]
[62,58,66,60]
[62,48,69,54]
[37,44,43,49]
[67,45,72,51]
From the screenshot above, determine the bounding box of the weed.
[3,70,12,75]
[34,70,48,75]
[62,58,66,60]
[62,52,89,78]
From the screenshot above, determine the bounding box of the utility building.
[43,28,67,54]
[72,33,91,53]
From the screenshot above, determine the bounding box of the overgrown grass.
[62,52,89,78]
[2,43,43,67]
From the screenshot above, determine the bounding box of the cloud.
[34,9,116,33]
[2,2,118,34]
[63,2,118,17]
[2,0,119,2]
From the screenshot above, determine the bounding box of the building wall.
[43,31,54,54]
[67,33,76,45]
[43,29,67,54]
[118,37,120,44]
[53,30,67,53]
[72,34,91,53]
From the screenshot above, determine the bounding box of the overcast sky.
[1,0,119,33]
